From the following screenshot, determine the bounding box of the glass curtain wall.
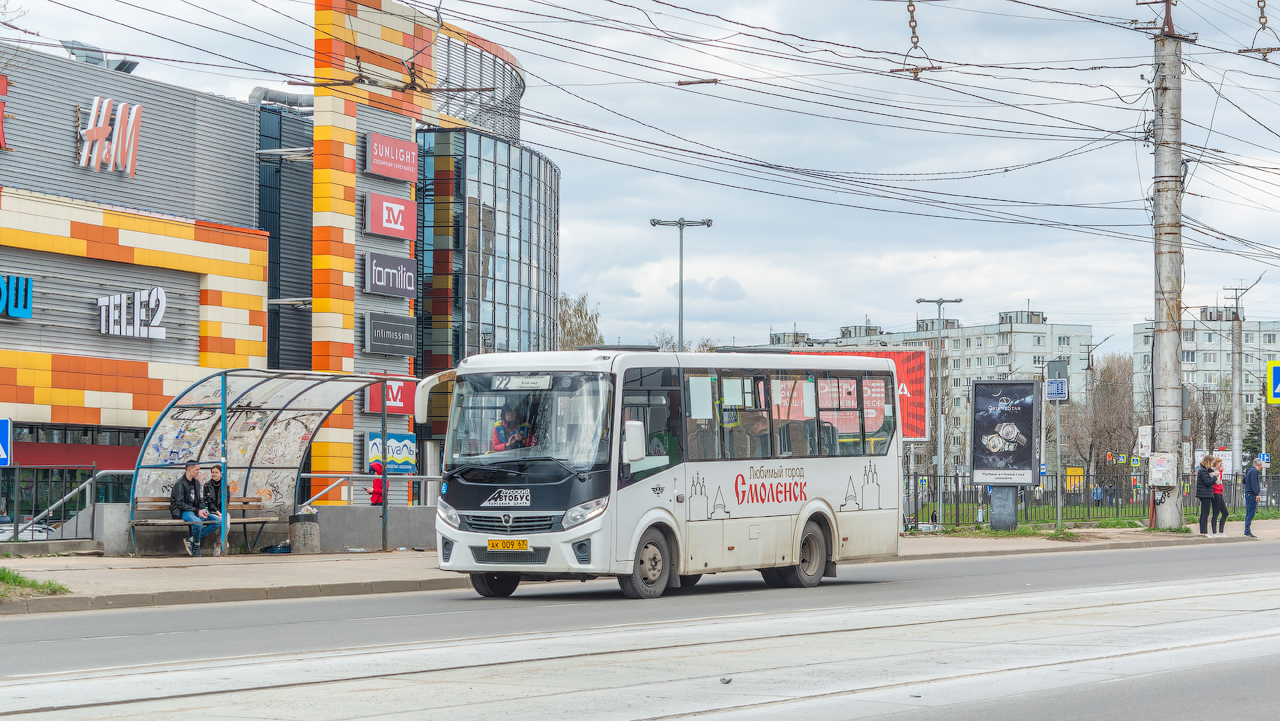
[417,128,560,436]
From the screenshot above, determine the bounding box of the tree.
[1062,353,1136,474]
[557,292,603,351]
[647,330,717,352]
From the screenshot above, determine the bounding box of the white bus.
[418,350,902,599]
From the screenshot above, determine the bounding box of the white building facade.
[755,310,1092,475]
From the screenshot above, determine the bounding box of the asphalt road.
[2,542,1279,719]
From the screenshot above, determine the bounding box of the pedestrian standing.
[1211,457,1229,537]
[1195,456,1217,536]
[362,461,385,506]
[1243,458,1262,538]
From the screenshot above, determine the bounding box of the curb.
[885,534,1259,563]
[0,536,1262,615]
[0,576,471,615]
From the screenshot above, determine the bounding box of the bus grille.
[470,546,551,564]
[462,514,560,534]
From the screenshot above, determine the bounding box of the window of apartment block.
[975,337,983,348]
[1033,335,1045,346]
[952,358,961,369]
[1033,355,1045,366]
[950,339,960,350]
[1246,394,1255,404]
[950,436,962,447]
[1143,335,1151,346]
[1183,330,1195,342]
[986,336,995,347]
[966,338,972,349]
[998,333,1011,345]
[1182,350,1196,363]
[1266,334,1277,344]
[1202,353,1217,363]
[953,397,962,407]
[1142,354,1150,367]
[952,378,962,388]
[1268,354,1277,361]
[1245,333,1255,344]
[1057,336,1069,346]
[1203,372,1218,384]
[1205,333,1215,343]
[966,358,972,368]
[987,356,995,366]
[1181,371,1194,383]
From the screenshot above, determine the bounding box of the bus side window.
[622,368,683,485]
[719,371,770,460]
[684,370,721,461]
[861,375,896,456]
[817,372,863,457]
[771,371,818,458]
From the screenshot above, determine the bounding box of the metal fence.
[903,472,1280,528]
[1,464,134,542]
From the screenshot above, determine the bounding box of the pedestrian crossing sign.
[0,418,10,467]
[1269,361,1280,404]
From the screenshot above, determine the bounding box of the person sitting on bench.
[169,462,221,557]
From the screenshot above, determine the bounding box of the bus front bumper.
[435,513,612,576]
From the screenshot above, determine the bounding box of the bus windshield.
[445,372,614,471]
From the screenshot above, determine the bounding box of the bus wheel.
[618,528,671,599]
[759,568,788,588]
[677,574,702,589]
[471,572,520,597]
[778,521,826,588]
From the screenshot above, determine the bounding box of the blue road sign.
[1131,457,1140,467]
[0,418,11,467]
[1262,453,1272,463]
[1046,378,1068,402]
[1269,361,1280,404]
[1118,454,1127,464]
[1040,462,1047,476]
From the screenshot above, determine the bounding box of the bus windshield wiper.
[523,455,585,480]
[443,464,522,480]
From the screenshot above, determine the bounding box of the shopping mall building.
[0,1,559,501]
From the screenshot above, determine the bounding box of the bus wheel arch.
[618,524,675,599]
[806,511,838,578]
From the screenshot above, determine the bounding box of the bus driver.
[492,404,537,451]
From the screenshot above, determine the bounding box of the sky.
[6,0,1280,355]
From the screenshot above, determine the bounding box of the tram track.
[5,573,1280,718]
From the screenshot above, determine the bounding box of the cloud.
[668,276,747,302]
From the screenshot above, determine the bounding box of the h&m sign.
[78,96,144,178]
[364,192,416,241]
[98,287,168,339]
[0,274,34,320]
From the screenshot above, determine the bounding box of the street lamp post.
[650,218,712,351]
[917,298,962,506]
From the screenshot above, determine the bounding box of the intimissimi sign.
[79,96,144,178]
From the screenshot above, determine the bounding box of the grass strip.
[0,566,71,599]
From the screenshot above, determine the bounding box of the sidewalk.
[1,520,1273,615]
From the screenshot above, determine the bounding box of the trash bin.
[289,513,320,554]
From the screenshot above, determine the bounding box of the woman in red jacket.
[1210,457,1229,536]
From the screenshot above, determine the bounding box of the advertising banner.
[364,374,418,415]
[367,432,416,473]
[364,252,415,298]
[364,313,416,356]
[786,348,929,441]
[364,192,416,240]
[970,380,1040,486]
[363,132,418,182]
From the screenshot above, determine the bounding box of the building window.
[1057,336,1070,346]
[950,339,960,350]
[952,358,961,369]
[1182,350,1196,363]
[986,337,995,347]
[1033,335,1045,346]
[1202,353,1217,364]
[952,378,963,388]
[950,435,962,447]
[1143,335,1151,346]
[1205,333,1215,343]
[1266,334,1277,344]
[966,358,972,368]
[966,338,972,349]
[975,337,983,348]
[1203,372,1218,384]
[986,356,995,366]
[1268,354,1277,361]
[1182,371,1195,383]
[951,416,961,426]
[953,397,962,407]
[1246,394,1255,404]
[1142,354,1150,368]
[1033,355,1045,366]
[952,454,964,466]
[1183,330,1196,342]
[1245,333,1255,344]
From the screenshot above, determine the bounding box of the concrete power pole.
[1152,2,1185,529]
[916,298,962,480]
[1226,275,1263,479]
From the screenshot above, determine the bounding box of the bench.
[130,496,278,555]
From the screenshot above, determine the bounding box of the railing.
[2,467,134,543]
[297,473,442,509]
[902,472,1280,528]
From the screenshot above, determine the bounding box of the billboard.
[786,348,929,441]
[363,132,418,182]
[364,192,416,240]
[970,380,1041,486]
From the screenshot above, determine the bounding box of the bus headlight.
[562,496,608,530]
[437,498,460,528]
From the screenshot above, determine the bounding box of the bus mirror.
[624,420,647,463]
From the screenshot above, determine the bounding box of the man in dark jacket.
[1195,457,1217,536]
[169,462,221,557]
[1243,458,1263,538]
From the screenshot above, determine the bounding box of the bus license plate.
[488,539,529,552]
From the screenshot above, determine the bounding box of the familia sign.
[78,96,144,178]
[970,380,1041,486]
[364,252,415,298]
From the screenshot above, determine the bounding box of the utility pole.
[916,298,962,482]
[1081,335,1113,477]
[1150,0,1186,529]
[650,218,712,352]
[1226,274,1263,481]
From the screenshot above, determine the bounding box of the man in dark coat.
[1243,458,1263,538]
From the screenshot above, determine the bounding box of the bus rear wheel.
[777,520,826,588]
[471,572,520,597]
[618,527,670,599]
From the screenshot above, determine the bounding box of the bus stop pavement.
[0,520,1271,615]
